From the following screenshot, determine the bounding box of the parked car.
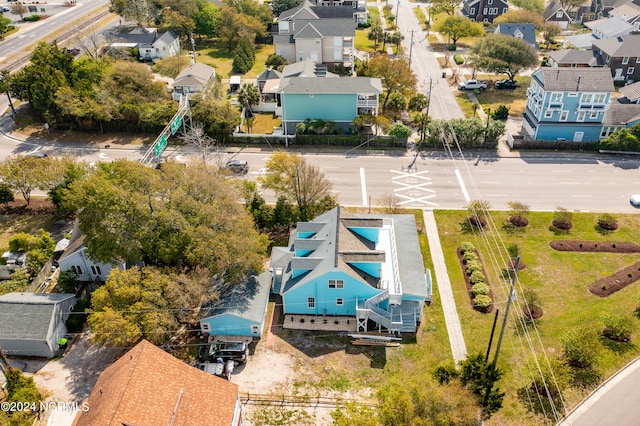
[495,79,519,89]
[458,80,487,90]
[200,341,249,364]
[30,152,48,158]
[224,159,249,174]
[66,48,81,56]
[199,358,234,380]
[1,6,10,12]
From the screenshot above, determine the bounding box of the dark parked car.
[30,152,48,158]
[199,341,249,364]
[495,79,519,89]
[224,159,249,174]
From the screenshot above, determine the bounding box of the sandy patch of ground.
[16,331,125,425]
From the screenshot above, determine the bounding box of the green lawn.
[455,76,530,118]
[433,210,640,424]
[195,39,274,79]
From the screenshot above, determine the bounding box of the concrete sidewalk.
[422,209,467,363]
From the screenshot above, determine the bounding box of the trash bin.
[57,337,68,350]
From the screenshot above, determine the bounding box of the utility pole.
[493,257,520,367]
[408,29,415,69]
[396,0,400,25]
[190,34,196,63]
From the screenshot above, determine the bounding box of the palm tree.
[368,24,384,51]
[237,83,260,115]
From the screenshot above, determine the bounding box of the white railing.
[387,225,402,305]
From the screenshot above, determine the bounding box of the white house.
[58,235,125,282]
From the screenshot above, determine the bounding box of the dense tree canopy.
[470,34,539,81]
[509,0,545,13]
[600,122,640,152]
[435,15,484,47]
[430,0,463,15]
[271,0,303,16]
[64,160,267,279]
[259,151,337,222]
[364,54,416,110]
[493,9,544,31]
[10,42,74,118]
[87,266,208,346]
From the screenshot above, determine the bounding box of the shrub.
[463,251,478,263]
[601,312,632,342]
[467,215,487,227]
[23,15,42,22]
[597,214,618,231]
[466,260,482,275]
[473,295,492,309]
[491,104,509,120]
[454,54,464,64]
[460,242,475,253]
[265,54,287,70]
[432,364,459,384]
[560,326,600,369]
[472,282,490,296]
[0,182,14,207]
[387,123,412,139]
[470,270,485,284]
[552,207,573,230]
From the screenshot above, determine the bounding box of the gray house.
[494,23,538,49]
[0,293,76,358]
[199,271,271,342]
[172,63,215,101]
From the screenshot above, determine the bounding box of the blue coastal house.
[199,272,271,342]
[270,207,431,334]
[522,67,614,142]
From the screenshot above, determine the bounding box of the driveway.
[17,331,124,425]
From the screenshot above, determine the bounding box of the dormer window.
[623,56,630,64]
[556,10,563,18]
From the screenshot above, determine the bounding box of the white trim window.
[544,110,553,118]
[628,67,635,74]
[336,298,344,306]
[556,11,563,18]
[503,7,507,13]
[581,93,593,103]
[550,92,563,103]
[577,111,586,122]
[202,323,210,331]
[623,56,630,64]
[307,297,316,308]
[560,110,569,121]
[590,111,599,119]
[329,279,344,289]
[636,57,640,63]
[594,93,606,103]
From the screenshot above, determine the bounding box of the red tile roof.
[73,340,239,426]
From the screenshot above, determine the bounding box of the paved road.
[558,356,640,426]
[396,1,464,120]
[0,0,110,69]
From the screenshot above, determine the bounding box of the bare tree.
[11,3,27,21]
[180,123,217,162]
[378,193,402,214]
[72,25,105,60]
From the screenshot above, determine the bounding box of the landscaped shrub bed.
[589,262,640,297]
[549,240,640,253]
[457,242,493,313]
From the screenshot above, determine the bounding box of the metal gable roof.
[200,272,271,324]
[537,67,614,92]
[279,76,383,94]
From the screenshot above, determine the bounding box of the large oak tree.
[365,54,416,111]
[64,160,268,279]
[470,34,539,81]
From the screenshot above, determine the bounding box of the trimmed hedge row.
[459,242,493,312]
